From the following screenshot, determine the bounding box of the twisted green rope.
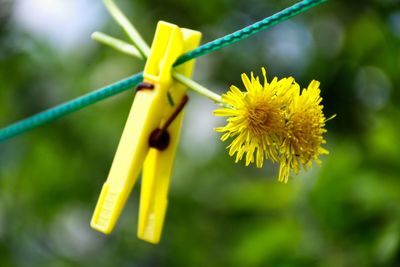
[0,73,144,141]
[0,0,326,142]
[175,0,326,65]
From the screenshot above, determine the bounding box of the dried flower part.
[278,80,332,183]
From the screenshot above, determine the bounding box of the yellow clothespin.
[91,21,201,244]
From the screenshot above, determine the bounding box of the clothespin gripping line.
[92,30,223,104]
[97,1,219,107]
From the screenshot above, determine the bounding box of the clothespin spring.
[134,82,189,151]
[148,94,189,150]
[136,82,155,91]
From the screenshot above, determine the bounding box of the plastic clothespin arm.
[138,25,201,243]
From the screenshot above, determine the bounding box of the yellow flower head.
[214,68,298,168]
[278,80,333,183]
[214,68,333,183]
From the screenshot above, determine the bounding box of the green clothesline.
[0,0,327,142]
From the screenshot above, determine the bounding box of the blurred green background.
[1,0,400,266]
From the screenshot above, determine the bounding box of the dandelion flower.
[278,80,333,183]
[214,68,298,168]
[214,68,334,183]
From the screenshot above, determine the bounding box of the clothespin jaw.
[90,20,201,244]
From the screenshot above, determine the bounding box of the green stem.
[92,32,143,59]
[103,0,150,58]
[172,71,223,104]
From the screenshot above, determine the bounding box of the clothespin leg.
[137,26,202,243]
[138,107,185,243]
[91,88,164,234]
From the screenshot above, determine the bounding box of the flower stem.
[172,71,223,104]
[91,32,143,59]
[103,0,150,58]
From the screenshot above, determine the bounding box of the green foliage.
[1,0,399,266]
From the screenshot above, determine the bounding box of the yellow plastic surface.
[91,21,201,244]
[138,27,201,243]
